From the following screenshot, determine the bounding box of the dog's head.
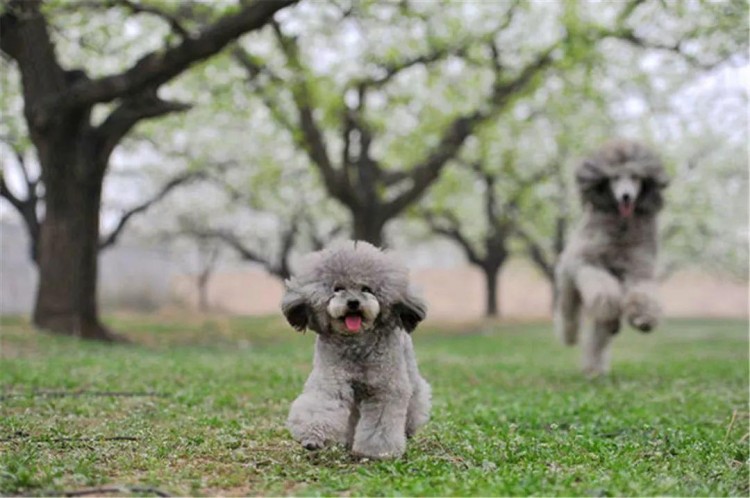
[576,140,669,218]
[281,241,427,336]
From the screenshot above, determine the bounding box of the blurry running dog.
[554,140,669,376]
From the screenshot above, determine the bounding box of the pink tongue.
[344,315,362,332]
[619,202,634,218]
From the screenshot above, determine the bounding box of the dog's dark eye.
[334,286,345,292]
[361,286,373,294]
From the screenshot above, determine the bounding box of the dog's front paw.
[624,297,659,333]
[629,313,657,333]
[352,435,405,460]
[623,287,660,333]
[301,437,325,451]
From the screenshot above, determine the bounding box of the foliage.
[1,315,748,496]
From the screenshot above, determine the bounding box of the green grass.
[1,314,748,496]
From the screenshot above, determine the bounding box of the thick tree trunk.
[32,131,116,341]
[483,266,500,318]
[351,210,385,247]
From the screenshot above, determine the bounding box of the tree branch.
[180,226,291,280]
[232,46,299,137]
[69,0,191,38]
[270,20,354,207]
[31,0,297,127]
[515,225,556,282]
[99,171,204,250]
[351,43,470,91]
[107,0,191,38]
[95,90,192,164]
[422,210,482,266]
[384,46,557,219]
[597,15,729,71]
[0,142,41,261]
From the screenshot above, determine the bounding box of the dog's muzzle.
[343,300,363,333]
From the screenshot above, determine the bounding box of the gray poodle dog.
[554,140,669,376]
[281,241,431,459]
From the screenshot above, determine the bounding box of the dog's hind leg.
[403,335,431,438]
[406,376,431,438]
[554,272,582,346]
[581,317,620,377]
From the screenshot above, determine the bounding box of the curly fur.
[281,240,431,459]
[554,140,669,376]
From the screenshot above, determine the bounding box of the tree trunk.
[549,279,559,312]
[197,271,211,312]
[351,210,385,247]
[483,265,500,318]
[31,130,117,341]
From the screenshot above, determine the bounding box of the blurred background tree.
[0,0,296,339]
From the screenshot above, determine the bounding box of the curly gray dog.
[554,140,669,376]
[281,241,431,459]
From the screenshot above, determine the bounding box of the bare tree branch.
[99,171,205,250]
[96,91,192,164]
[0,173,25,217]
[309,223,345,251]
[515,225,556,282]
[422,210,482,266]
[180,226,292,280]
[0,141,41,260]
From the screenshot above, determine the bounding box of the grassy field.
[1,314,748,496]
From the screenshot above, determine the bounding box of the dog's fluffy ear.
[281,281,309,332]
[576,160,614,211]
[637,176,669,215]
[395,287,427,333]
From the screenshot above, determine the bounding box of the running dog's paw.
[629,313,657,333]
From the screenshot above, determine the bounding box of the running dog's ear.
[281,281,309,332]
[575,159,601,189]
[637,176,668,215]
[395,287,427,333]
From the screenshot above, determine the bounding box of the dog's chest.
[342,350,401,400]
[585,220,655,272]
[350,379,375,402]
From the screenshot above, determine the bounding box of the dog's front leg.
[623,279,661,332]
[575,265,623,323]
[287,380,354,451]
[352,387,411,459]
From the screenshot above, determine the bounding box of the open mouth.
[618,200,634,218]
[342,312,363,333]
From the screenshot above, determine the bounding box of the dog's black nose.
[622,193,631,202]
[347,299,360,310]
